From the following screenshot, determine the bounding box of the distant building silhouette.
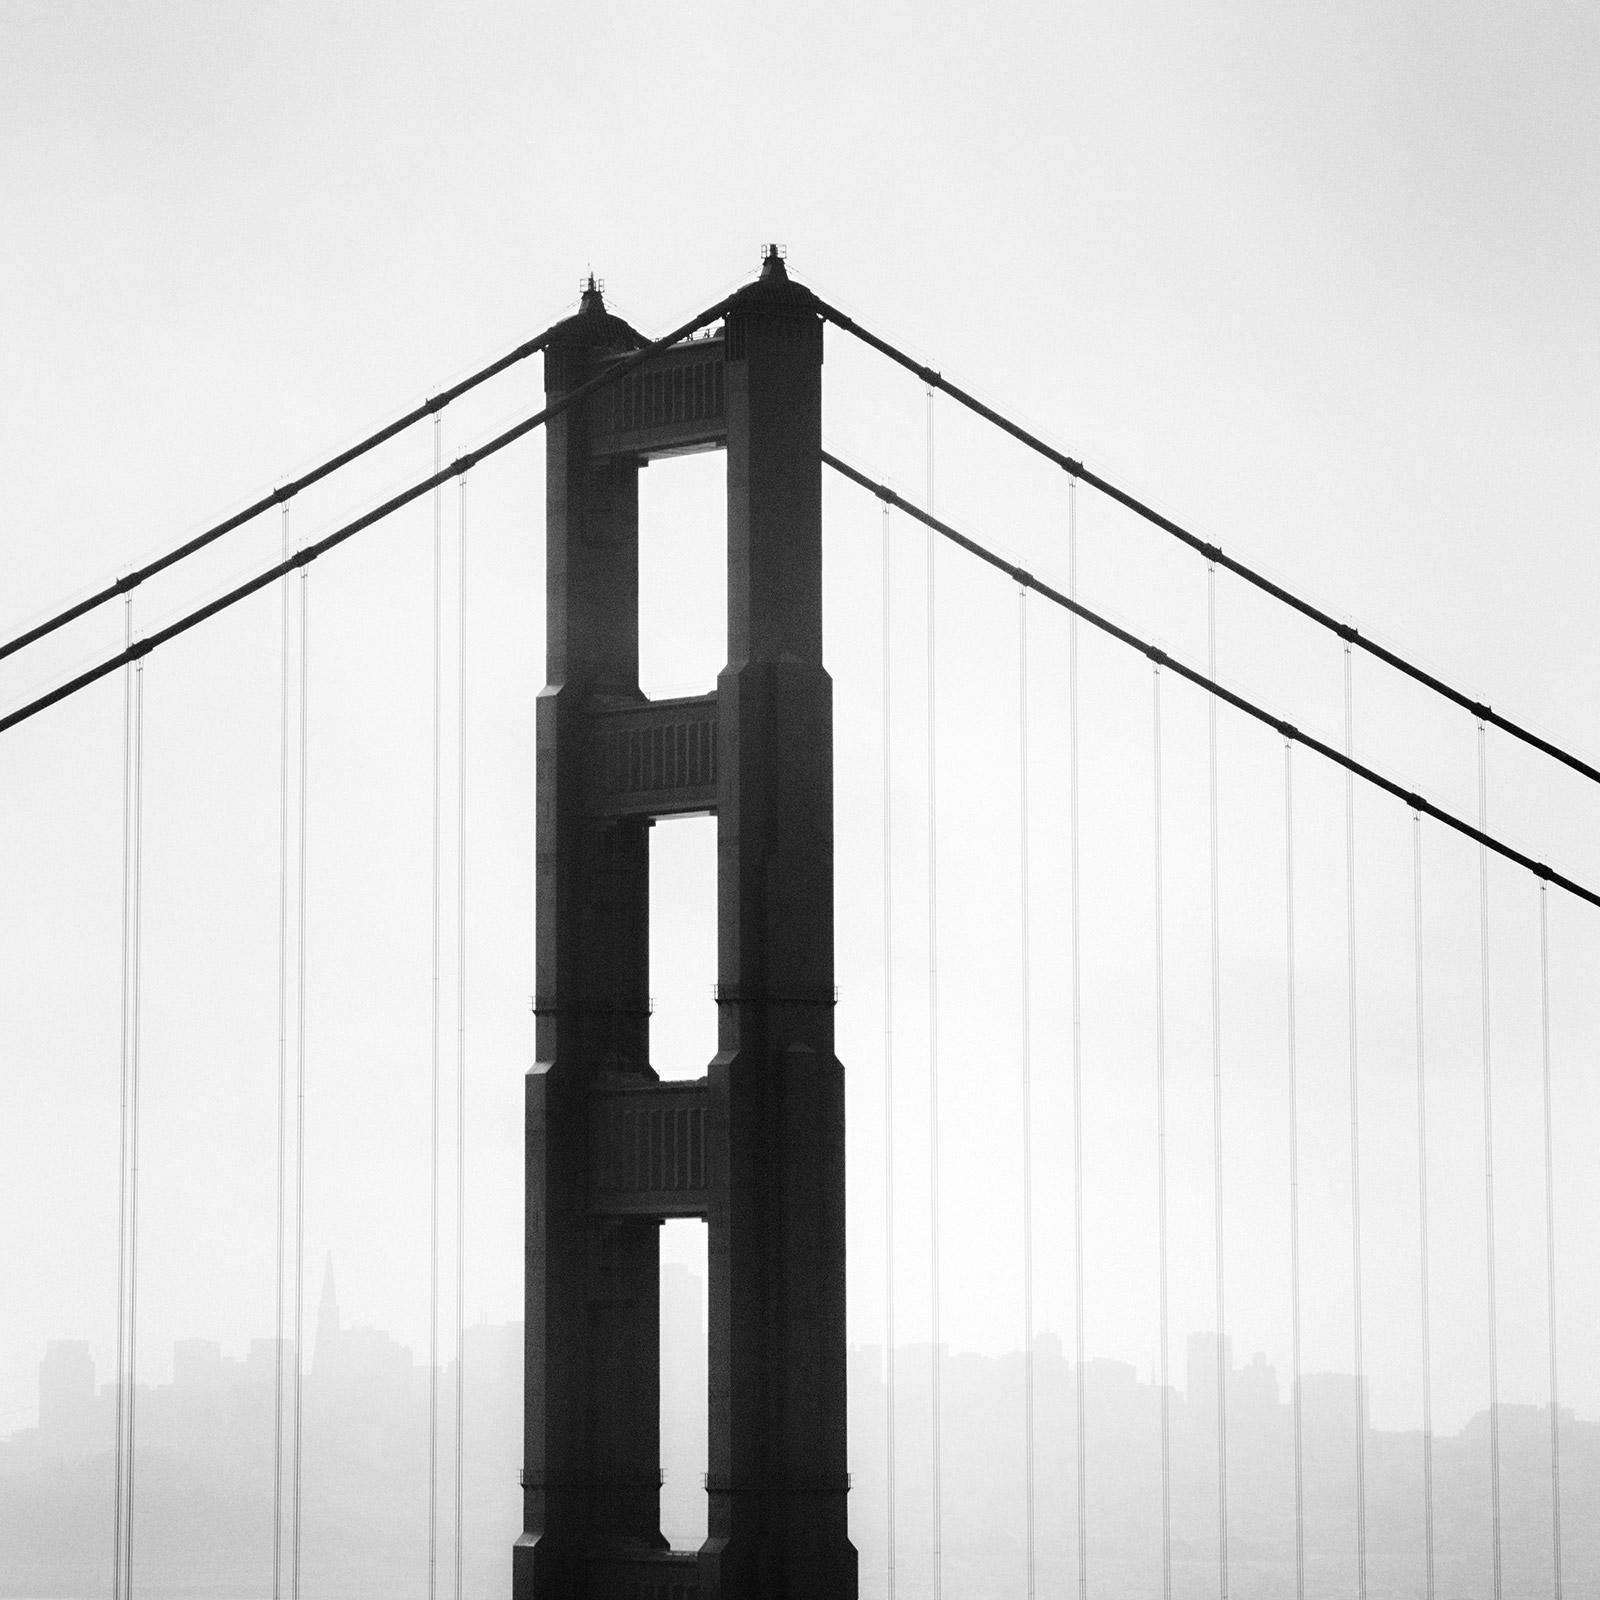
[7,1307,1598,1600]
[38,1338,96,1451]
[308,1253,416,1429]
[314,1250,340,1376]
[1299,1368,1369,1434]
[1185,1328,1233,1421]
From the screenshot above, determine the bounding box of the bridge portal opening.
[648,812,717,1081]
[638,449,726,701]
[659,1217,708,1550]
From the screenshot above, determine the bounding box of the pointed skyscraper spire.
[313,1252,339,1377]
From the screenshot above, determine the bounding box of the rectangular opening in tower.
[638,449,726,700]
[660,1217,708,1551]
[648,811,716,1082]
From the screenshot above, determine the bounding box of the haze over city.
[3,3,1597,1597]
[7,1261,1595,1598]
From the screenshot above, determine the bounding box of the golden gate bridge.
[2,248,1592,1600]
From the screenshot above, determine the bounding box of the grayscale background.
[2,3,1597,1596]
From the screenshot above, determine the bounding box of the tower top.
[547,270,645,354]
[730,243,818,317]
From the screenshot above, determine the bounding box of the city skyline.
[8,1265,1593,1600]
[14,1250,1597,1443]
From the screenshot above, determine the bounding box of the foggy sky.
[2,0,1598,1490]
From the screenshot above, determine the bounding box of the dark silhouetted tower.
[514,253,857,1599]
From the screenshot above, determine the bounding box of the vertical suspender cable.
[1412,812,1436,1600]
[273,503,293,1600]
[123,618,146,1598]
[112,598,129,1600]
[1538,884,1564,1600]
[882,501,898,1600]
[925,384,944,1600]
[454,469,469,1600]
[1284,740,1306,1600]
[429,416,442,1600]
[1206,562,1228,1600]
[1344,645,1369,1600]
[291,549,309,1600]
[1152,662,1172,1600]
[1069,478,1088,1600]
[1017,586,1036,1600]
[111,595,137,1600]
[1478,721,1504,1600]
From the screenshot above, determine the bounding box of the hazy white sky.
[2,0,1598,1450]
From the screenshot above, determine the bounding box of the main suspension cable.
[1478,723,1504,1600]
[821,454,1600,911]
[1538,884,1564,1600]
[1413,811,1436,1600]
[1017,584,1036,1600]
[2,297,737,739]
[881,501,898,1600]
[1207,564,1230,1600]
[925,384,944,1600]
[813,298,1600,790]
[0,328,557,666]
[1068,478,1088,1600]
[1345,647,1369,1600]
[1153,661,1173,1600]
[1284,739,1306,1600]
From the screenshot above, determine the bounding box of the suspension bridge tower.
[514,250,858,1600]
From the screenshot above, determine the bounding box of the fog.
[3,2,1598,1594]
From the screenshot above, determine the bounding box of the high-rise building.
[1186,1329,1233,1417]
[313,1252,340,1378]
[38,1339,95,1448]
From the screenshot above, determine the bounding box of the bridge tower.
[514,253,858,1600]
